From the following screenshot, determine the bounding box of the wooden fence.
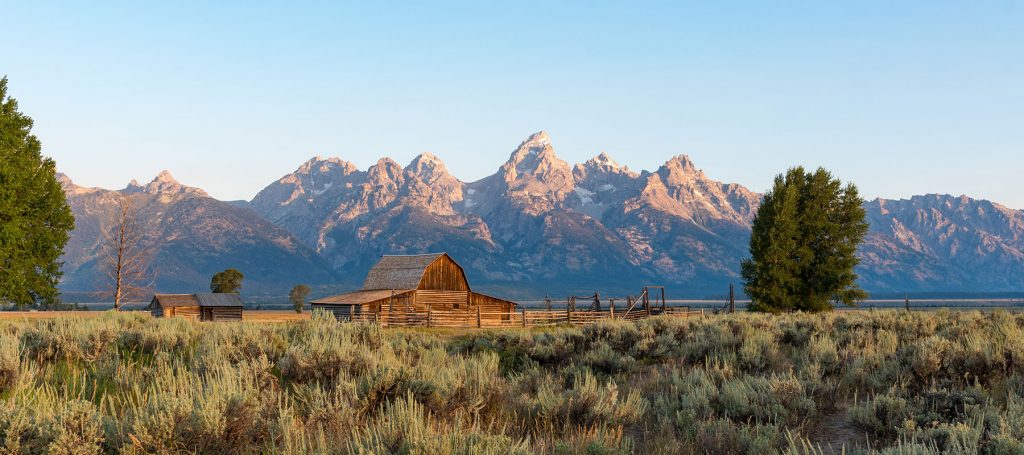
[330,306,705,328]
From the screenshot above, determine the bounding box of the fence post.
[729,283,736,314]
[566,304,571,325]
[610,299,615,319]
[701,308,705,318]
[477,306,482,328]
[522,307,527,328]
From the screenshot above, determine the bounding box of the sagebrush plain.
[1,310,1023,454]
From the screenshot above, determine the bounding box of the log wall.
[207,307,243,321]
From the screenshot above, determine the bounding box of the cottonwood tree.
[0,77,75,309]
[102,196,153,310]
[211,269,244,293]
[741,166,869,313]
[289,284,311,313]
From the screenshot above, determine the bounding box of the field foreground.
[1,311,1023,454]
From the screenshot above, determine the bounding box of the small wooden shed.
[149,293,244,321]
[311,253,517,322]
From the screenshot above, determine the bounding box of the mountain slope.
[860,195,1024,292]
[59,172,338,296]
[59,133,1024,299]
[250,132,767,295]
[248,132,1024,296]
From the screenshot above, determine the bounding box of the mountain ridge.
[57,133,1024,298]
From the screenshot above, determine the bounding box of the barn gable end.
[361,253,468,292]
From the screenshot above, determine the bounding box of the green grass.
[1,310,1023,454]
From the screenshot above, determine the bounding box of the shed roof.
[362,253,446,290]
[195,293,244,307]
[311,289,413,305]
[151,294,199,308]
[151,293,243,308]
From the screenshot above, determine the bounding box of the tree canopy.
[0,77,75,308]
[210,268,244,294]
[741,166,869,313]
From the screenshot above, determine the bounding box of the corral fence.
[334,304,705,329]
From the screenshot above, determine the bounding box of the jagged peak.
[503,130,571,178]
[507,131,556,163]
[366,157,404,184]
[407,152,446,171]
[120,170,207,196]
[373,156,401,168]
[296,155,358,174]
[595,151,616,164]
[153,170,177,183]
[406,152,455,183]
[663,154,697,171]
[522,131,550,148]
[582,151,632,173]
[56,172,74,186]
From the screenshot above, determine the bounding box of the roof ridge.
[379,252,446,257]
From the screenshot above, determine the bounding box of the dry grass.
[0,311,108,319]
[242,310,311,322]
[1,310,1023,454]
[0,310,312,322]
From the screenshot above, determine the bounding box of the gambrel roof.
[361,253,447,290]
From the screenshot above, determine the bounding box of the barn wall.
[209,307,242,321]
[470,292,517,314]
[416,290,469,309]
[417,256,469,291]
[172,306,201,320]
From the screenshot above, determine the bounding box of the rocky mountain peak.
[406,152,455,185]
[297,156,358,175]
[503,131,569,177]
[367,157,405,187]
[154,169,176,182]
[56,172,98,196]
[497,131,574,213]
[56,172,74,187]
[575,151,637,180]
[121,170,207,197]
[657,154,708,188]
[663,154,698,172]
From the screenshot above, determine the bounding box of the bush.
[1,310,1023,453]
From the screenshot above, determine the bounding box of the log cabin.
[311,253,517,323]
[149,293,244,321]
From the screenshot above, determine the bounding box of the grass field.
[0,310,313,322]
[1,310,1023,454]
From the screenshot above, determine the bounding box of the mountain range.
[58,132,1024,299]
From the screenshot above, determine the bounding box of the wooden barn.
[149,293,244,321]
[311,253,517,325]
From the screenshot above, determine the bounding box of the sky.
[3,1,1023,207]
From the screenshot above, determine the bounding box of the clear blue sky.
[4,1,1022,207]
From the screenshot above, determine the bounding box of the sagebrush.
[1,310,1023,454]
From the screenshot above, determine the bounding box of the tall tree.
[102,197,153,310]
[0,77,75,309]
[742,166,869,313]
[210,269,244,294]
[289,284,311,314]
